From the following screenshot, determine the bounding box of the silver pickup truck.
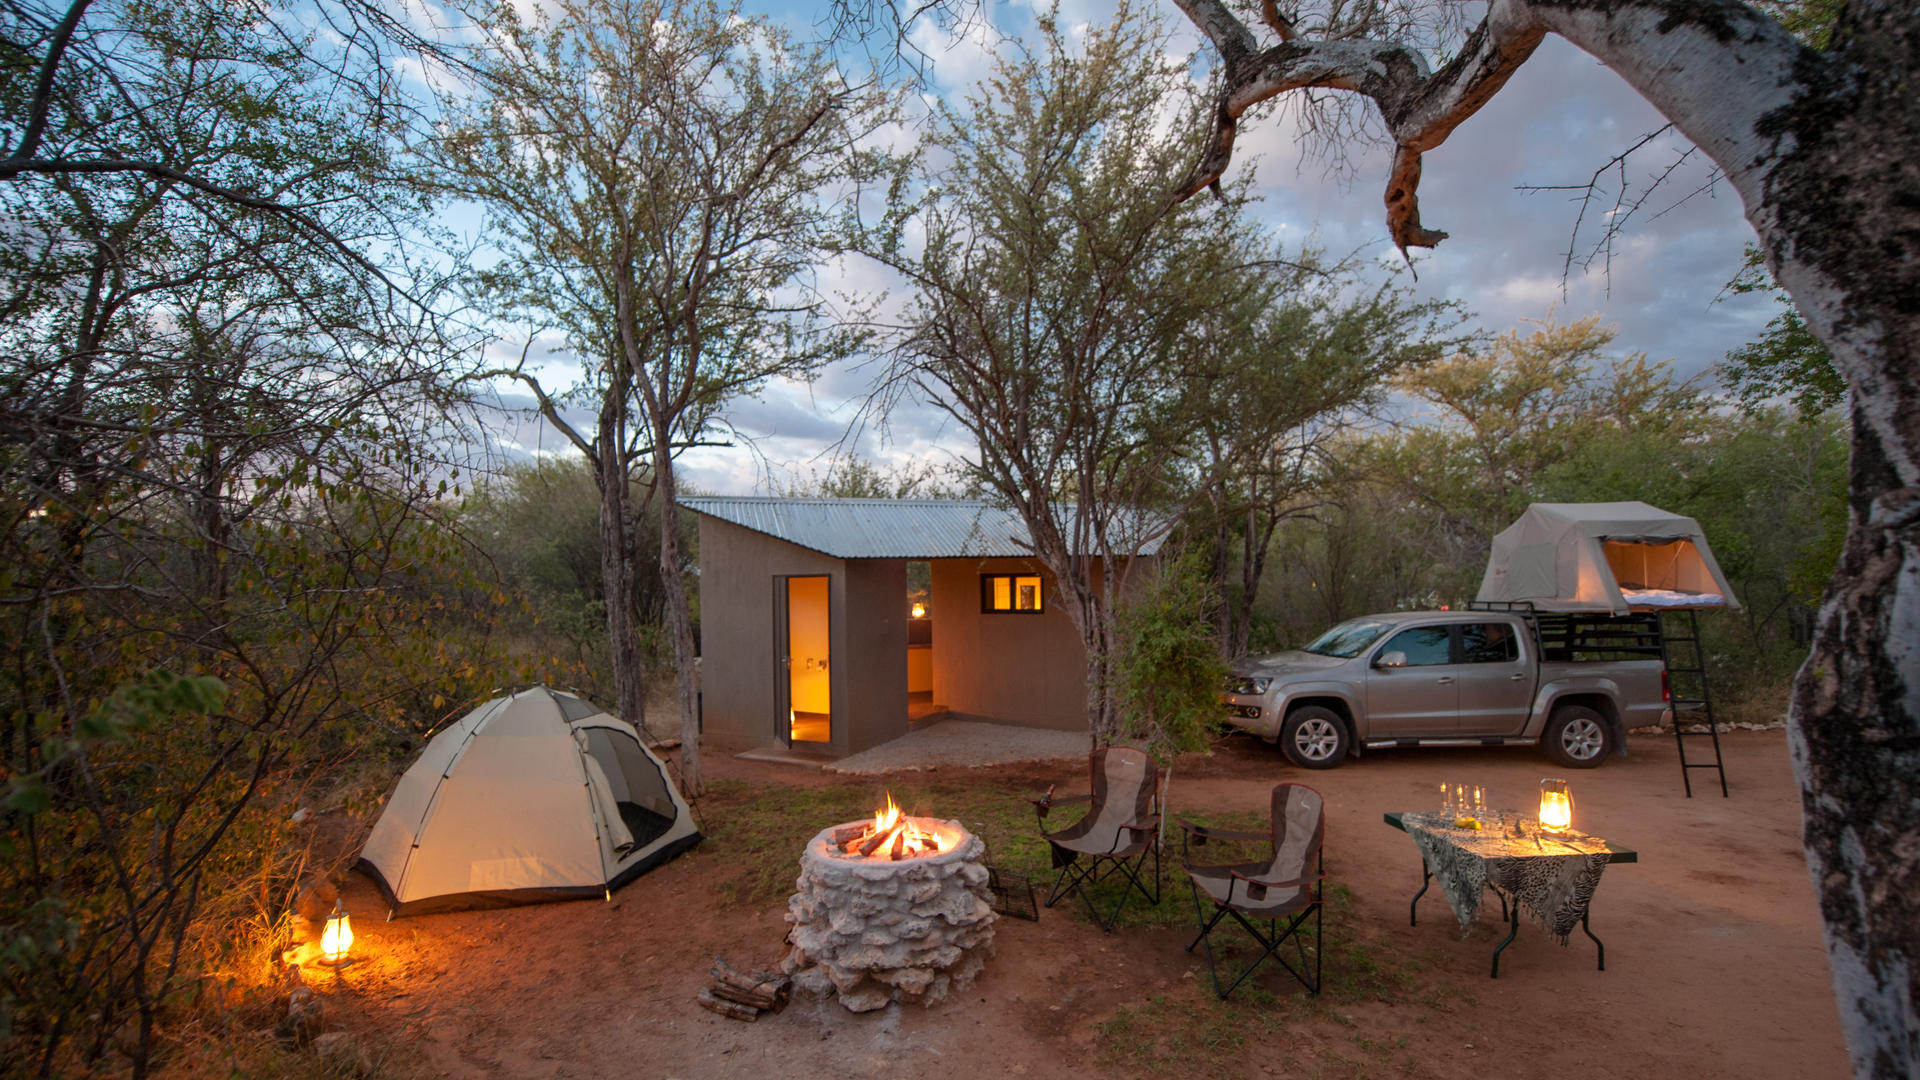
[1221,610,1671,770]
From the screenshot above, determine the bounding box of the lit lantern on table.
[317,900,355,968]
[910,602,927,618]
[1538,778,1573,834]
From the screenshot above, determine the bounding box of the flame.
[844,792,955,859]
[320,909,353,960]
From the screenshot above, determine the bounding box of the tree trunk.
[1532,7,1919,1073]
[650,426,701,796]
[593,403,645,731]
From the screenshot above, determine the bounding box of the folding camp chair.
[1180,782,1325,998]
[1031,747,1161,932]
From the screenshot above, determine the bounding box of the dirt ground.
[302,729,1849,1080]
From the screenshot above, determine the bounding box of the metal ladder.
[1659,609,1728,797]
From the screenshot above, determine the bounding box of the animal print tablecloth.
[1401,811,1613,942]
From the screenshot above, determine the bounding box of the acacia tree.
[1157,2,1917,1067]
[477,347,658,739]
[869,4,1301,745]
[1183,257,1458,657]
[436,0,886,793]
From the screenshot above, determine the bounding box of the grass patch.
[1097,985,1293,1075]
[696,777,1054,908]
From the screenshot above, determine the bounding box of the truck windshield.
[1301,618,1395,658]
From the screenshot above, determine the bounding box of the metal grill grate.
[986,866,1038,921]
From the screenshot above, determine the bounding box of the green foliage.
[1111,550,1230,763]
[1250,308,1846,715]
[461,457,696,697]
[1718,246,1845,418]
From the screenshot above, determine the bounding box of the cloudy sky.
[474,0,1781,494]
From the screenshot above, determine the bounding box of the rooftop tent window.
[1601,537,1710,592]
[981,573,1044,613]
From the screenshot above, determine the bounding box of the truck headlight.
[1224,675,1272,696]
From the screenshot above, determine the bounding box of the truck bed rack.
[1468,600,1727,797]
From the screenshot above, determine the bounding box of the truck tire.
[1544,705,1612,769]
[1280,706,1350,770]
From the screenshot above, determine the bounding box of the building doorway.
[781,575,831,744]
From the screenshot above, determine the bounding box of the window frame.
[980,572,1046,614]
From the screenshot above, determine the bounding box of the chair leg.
[1044,848,1092,909]
[1195,903,1322,1000]
[1048,841,1160,932]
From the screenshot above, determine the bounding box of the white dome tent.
[358,686,701,915]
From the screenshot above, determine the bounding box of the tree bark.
[1162,0,1919,1072]
[650,422,701,796]
[593,400,646,734]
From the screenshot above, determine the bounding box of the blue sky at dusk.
[472,0,1782,493]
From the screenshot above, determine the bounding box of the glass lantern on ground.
[317,900,355,968]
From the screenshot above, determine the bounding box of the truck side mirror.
[1376,651,1407,668]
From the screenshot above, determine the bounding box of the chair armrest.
[1230,868,1326,891]
[1176,819,1267,844]
[1030,792,1090,819]
[1120,814,1161,834]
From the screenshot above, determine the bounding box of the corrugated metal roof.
[678,496,1164,560]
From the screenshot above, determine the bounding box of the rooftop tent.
[358,686,701,915]
[1477,501,1741,615]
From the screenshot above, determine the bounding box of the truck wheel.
[1545,705,1612,769]
[1280,707,1349,770]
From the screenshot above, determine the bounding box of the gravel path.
[822,719,1087,774]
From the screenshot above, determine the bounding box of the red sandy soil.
[295,730,1848,1080]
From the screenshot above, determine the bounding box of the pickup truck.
[1221,610,1671,770]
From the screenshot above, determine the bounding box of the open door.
[780,575,831,745]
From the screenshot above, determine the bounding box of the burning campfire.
[784,795,996,1012]
[826,793,958,861]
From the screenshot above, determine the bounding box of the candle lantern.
[317,899,355,968]
[1538,778,1573,834]
[910,602,927,619]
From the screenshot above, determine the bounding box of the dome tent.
[1477,501,1740,615]
[358,686,701,915]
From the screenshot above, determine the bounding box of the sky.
[471,0,1782,495]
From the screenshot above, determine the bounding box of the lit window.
[981,573,1044,613]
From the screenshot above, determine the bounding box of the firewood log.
[708,983,779,1010]
[697,989,759,1022]
[710,959,790,1003]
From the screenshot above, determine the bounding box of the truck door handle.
[1436,676,1454,685]
[1508,673,1526,681]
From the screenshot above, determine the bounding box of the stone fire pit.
[782,818,997,1012]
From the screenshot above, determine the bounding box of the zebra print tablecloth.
[1403,811,1613,943]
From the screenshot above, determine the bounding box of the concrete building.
[681,496,1159,759]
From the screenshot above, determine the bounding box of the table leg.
[1410,865,1431,927]
[1490,896,1521,978]
[1581,909,1606,971]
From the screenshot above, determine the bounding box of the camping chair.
[1180,782,1325,999]
[1030,746,1162,932]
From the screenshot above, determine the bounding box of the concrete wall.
[929,557,1092,732]
[694,515,908,757]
